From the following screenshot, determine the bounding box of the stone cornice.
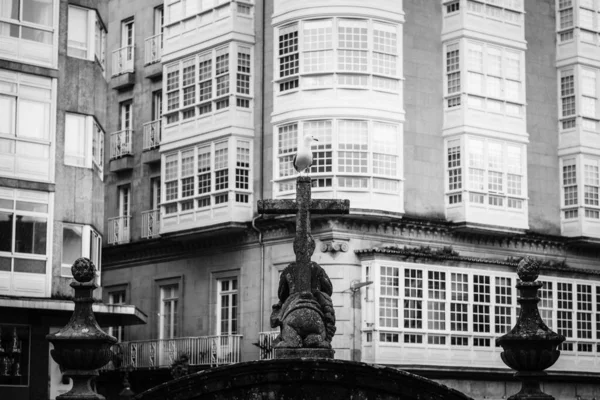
[103,214,600,269]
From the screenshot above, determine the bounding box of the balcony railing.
[108,216,131,245]
[144,34,162,65]
[141,209,160,239]
[143,120,161,150]
[112,45,135,76]
[110,129,133,159]
[102,335,242,370]
[257,331,279,360]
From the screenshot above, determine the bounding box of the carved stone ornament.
[496,256,565,400]
[47,258,117,400]
[320,241,349,253]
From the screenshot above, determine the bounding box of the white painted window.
[446,42,461,107]
[463,40,524,115]
[276,18,400,93]
[446,137,526,210]
[151,177,161,210]
[164,43,251,124]
[366,261,600,353]
[61,224,102,283]
[67,6,107,70]
[218,278,238,335]
[121,18,134,60]
[0,71,53,181]
[159,284,178,339]
[562,158,578,219]
[108,290,126,342]
[0,188,50,297]
[560,156,600,220]
[275,119,401,194]
[464,0,523,24]
[162,138,252,215]
[64,113,104,177]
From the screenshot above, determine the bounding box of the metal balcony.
[110,129,133,159]
[143,120,161,150]
[108,216,131,245]
[112,45,135,76]
[144,34,162,65]
[102,335,243,370]
[141,209,160,239]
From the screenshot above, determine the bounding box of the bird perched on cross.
[293,134,318,175]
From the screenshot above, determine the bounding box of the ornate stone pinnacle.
[516,256,541,282]
[71,257,97,283]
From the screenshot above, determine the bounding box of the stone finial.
[516,256,540,282]
[71,257,97,283]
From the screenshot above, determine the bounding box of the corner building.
[101,1,600,399]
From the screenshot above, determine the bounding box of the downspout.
[253,0,268,333]
[252,216,265,332]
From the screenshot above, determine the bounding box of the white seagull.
[293,134,319,175]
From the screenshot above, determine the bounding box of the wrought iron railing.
[144,34,162,65]
[141,209,160,239]
[112,45,134,76]
[110,129,133,159]
[107,216,131,245]
[102,335,243,370]
[257,331,279,360]
[143,120,161,150]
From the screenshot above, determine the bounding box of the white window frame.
[60,223,102,284]
[159,283,179,339]
[107,289,126,342]
[274,18,401,95]
[64,113,104,178]
[161,137,253,215]
[217,277,239,336]
[67,5,107,71]
[163,42,253,125]
[274,119,401,195]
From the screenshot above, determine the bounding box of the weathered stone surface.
[274,348,334,359]
[260,177,348,352]
[134,359,473,400]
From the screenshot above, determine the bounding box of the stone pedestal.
[274,348,335,360]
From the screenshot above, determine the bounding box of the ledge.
[450,221,527,236]
[0,296,147,326]
[0,177,55,192]
[109,155,134,172]
[565,236,600,248]
[145,62,162,80]
[112,72,135,91]
[141,148,160,164]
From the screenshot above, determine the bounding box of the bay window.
[562,156,600,221]
[67,5,107,70]
[164,42,252,124]
[61,223,102,284]
[275,119,401,194]
[0,70,53,181]
[365,261,600,357]
[162,138,252,214]
[0,0,57,66]
[276,18,400,93]
[461,40,525,116]
[445,137,526,210]
[0,188,50,297]
[64,113,104,178]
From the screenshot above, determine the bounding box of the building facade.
[0,1,145,399]
[100,0,600,399]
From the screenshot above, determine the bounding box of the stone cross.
[258,176,349,293]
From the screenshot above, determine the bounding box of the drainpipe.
[252,216,265,331]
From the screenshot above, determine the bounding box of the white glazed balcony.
[143,120,161,150]
[101,335,243,370]
[112,45,134,76]
[141,209,160,239]
[107,216,131,245]
[144,34,162,65]
[110,129,133,159]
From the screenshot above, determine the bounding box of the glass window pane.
[14,258,45,273]
[0,212,13,252]
[22,0,54,27]
[15,142,50,159]
[68,6,89,57]
[0,257,10,271]
[62,225,82,265]
[0,0,19,20]
[0,22,20,38]
[21,26,52,44]
[0,95,16,136]
[18,100,49,140]
[64,113,86,164]
[16,201,47,213]
[15,215,47,255]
